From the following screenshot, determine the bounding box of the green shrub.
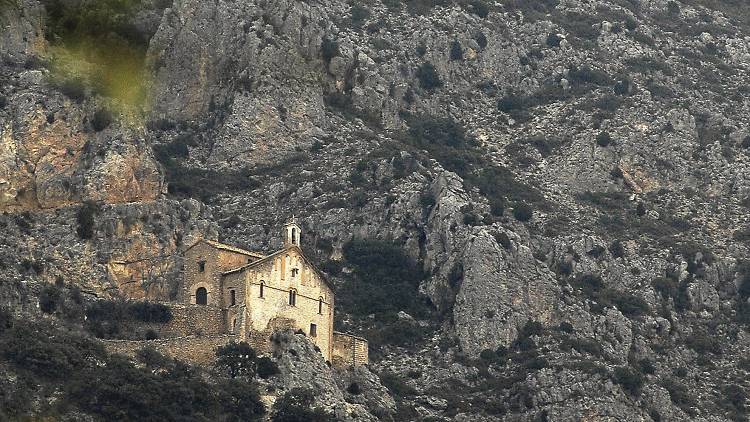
[613,366,644,396]
[513,203,533,222]
[606,291,649,317]
[339,239,431,318]
[216,341,258,378]
[449,40,463,60]
[468,0,489,17]
[347,382,362,395]
[256,356,280,379]
[39,284,62,314]
[686,332,721,355]
[416,62,442,90]
[494,232,512,249]
[663,378,696,414]
[546,33,563,47]
[320,37,339,63]
[0,317,266,421]
[380,372,417,397]
[350,3,370,28]
[76,201,99,239]
[92,107,113,132]
[596,132,613,147]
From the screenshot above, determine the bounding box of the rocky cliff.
[2,0,750,420]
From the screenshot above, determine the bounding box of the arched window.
[318,297,324,314]
[289,289,297,306]
[259,282,265,298]
[198,261,206,272]
[230,289,236,306]
[196,287,208,305]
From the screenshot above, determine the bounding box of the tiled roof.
[188,239,266,259]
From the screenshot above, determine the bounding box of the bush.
[609,240,625,258]
[0,317,266,421]
[76,201,99,239]
[216,341,258,378]
[320,37,339,63]
[39,284,62,314]
[92,108,113,132]
[546,33,563,47]
[256,356,280,379]
[272,388,330,422]
[596,132,613,147]
[468,0,489,17]
[449,40,463,60]
[380,372,417,397]
[663,378,696,414]
[350,3,370,28]
[494,232,512,249]
[513,203,533,222]
[686,332,721,355]
[347,382,362,395]
[340,239,430,318]
[416,62,442,90]
[144,329,158,340]
[606,291,649,317]
[613,366,644,396]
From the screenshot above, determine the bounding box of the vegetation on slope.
[0,311,265,421]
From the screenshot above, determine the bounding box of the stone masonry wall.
[158,304,226,337]
[103,334,239,365]
[332,331,368,367]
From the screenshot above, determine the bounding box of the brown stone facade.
[332,332,369,367]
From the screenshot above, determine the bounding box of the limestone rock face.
[453,228,560,355]
[0,72,163,212]
[264,330,390,421]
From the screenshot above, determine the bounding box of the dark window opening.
[198,261,206,272]
[230,289,236,306]
[292,228,297,244]
[318,297,323,314]
[310,323,317,337]
[259,282,264,298]
[289,289,297,306]
[196,287,208,305]
[291,268,299,277]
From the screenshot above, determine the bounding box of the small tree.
[596,131,613,147]
[76,201,99,239]
[39,284,62,314]
[449,40,463,61]
[416,62,442,90]
[272,388,330,422]
[256,356,280,379]
[613,366,644,396]
[216,341,258,378]
[513,203,533,222]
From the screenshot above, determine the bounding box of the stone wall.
[158,303,227,337]
[332,332,368,367]
[103,334,239,365]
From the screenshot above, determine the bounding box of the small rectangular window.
[289,290,297,306]
[198,261,206,272]
[230,289,236,306]
[310,323,317,337]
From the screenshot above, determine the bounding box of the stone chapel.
[181,218,367,365]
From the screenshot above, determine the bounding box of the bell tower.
[284,216,301,248]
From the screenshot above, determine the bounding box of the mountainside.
[2,0,750,420]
